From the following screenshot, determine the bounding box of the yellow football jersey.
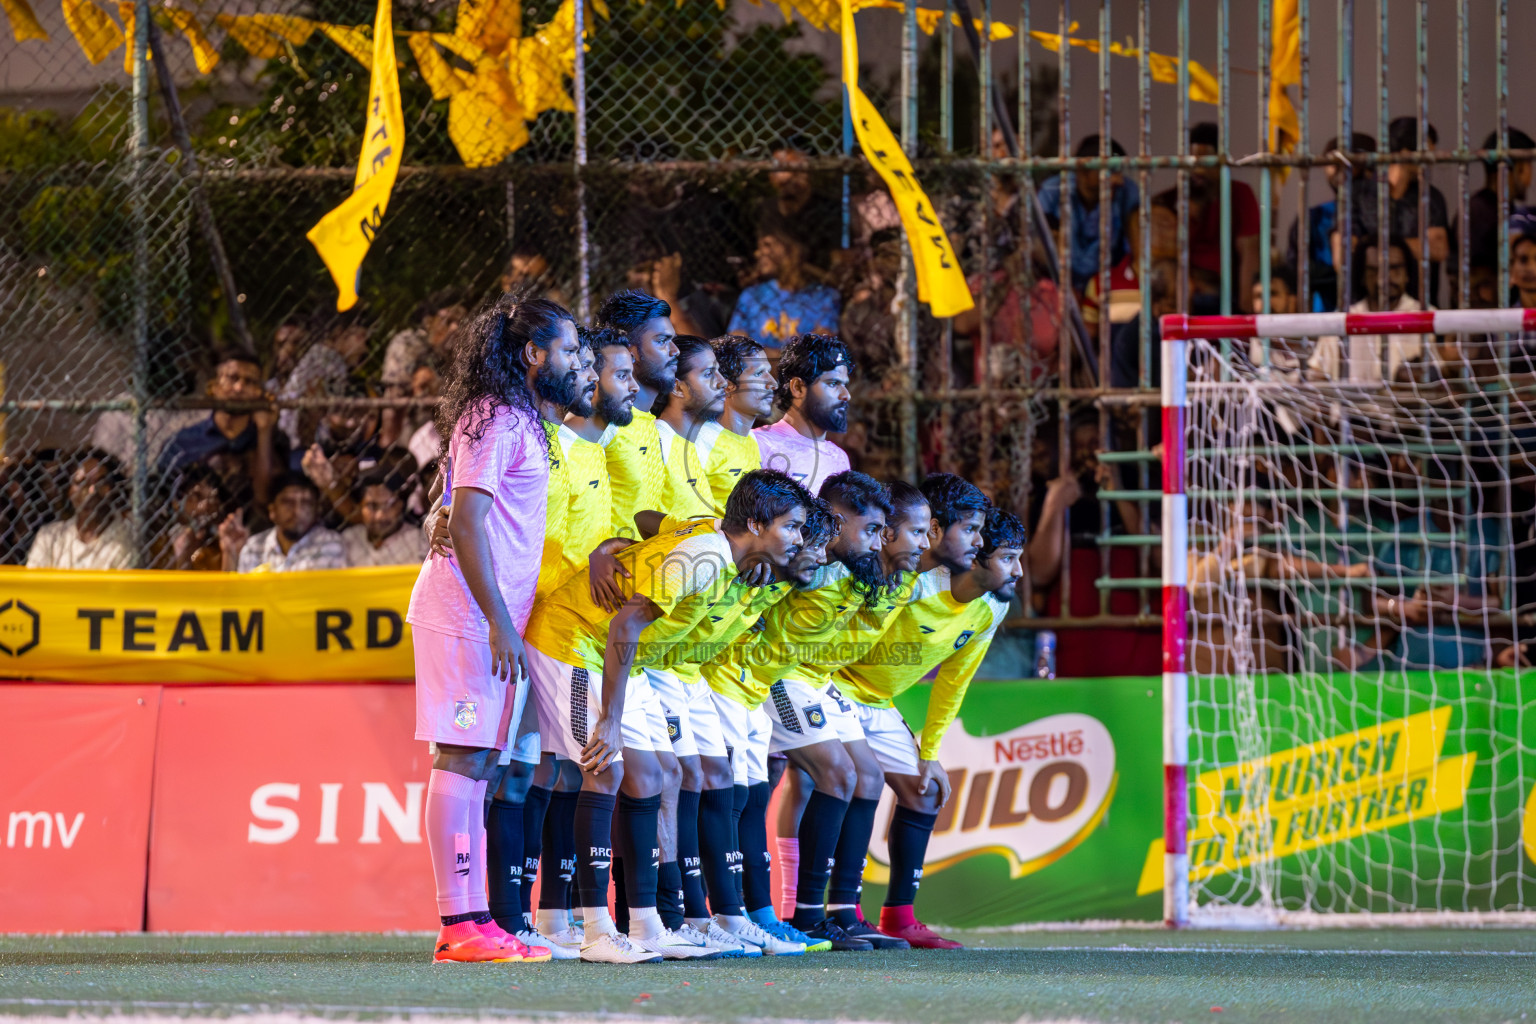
[659,575,791,681]
[835,567,1009,760]
[702,563,912,709]
[604,409,665,539]
[524,518,739,673]
[534,420,574,601]
[695,421,762,516]
[558,424,613,579]
[655,420,718,519]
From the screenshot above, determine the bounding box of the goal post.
[1157,308,1536,928]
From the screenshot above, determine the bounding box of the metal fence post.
[575,0,590,322]
[897,0,918,482]
[129,0,152,569]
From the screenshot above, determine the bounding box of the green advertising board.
[870,671,1536,926]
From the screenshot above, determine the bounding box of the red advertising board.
[147,683,438,931]
[0,684,161,932]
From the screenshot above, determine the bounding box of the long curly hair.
[437,296,574,457]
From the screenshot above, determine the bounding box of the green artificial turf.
[2,930,1534,1023]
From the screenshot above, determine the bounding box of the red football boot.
[877,905,964,950]
[433,921,517,962]
[477,918,553,963]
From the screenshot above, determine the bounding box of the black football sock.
[696,786,742,917]
[827,796,880,908]
[486,797,524,932]
[730,784,749,907]
[573,791,617,911]
[739,781,774,915]
[538,790,579,911]
[521,785,552,922]
[884,805,938,907]
[789,789,849,930]
[440,911,480,926]
[610,799,628,932]
[676,788,709,920]
[657,861,686,930]
[617,792,662,913]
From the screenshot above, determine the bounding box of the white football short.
[645,667,696,757]
[849,699,921,776]
[766,677,863,752]
[526,647,669,761]
[709,691,770,785]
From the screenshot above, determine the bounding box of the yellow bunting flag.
[305,0,404,312]
[841,0,972,318]
[1268,0,1301,177]
[62,0,122,64]
[1,0,48,42]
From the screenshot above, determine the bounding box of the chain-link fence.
[4,0,1535,653]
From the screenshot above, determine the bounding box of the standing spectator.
[1468,128,1536,276]
[381,290,467,390]
[266,315,313,395]
[1038,135,1141,295]
[149,466,230,571]
[1287,133,1377,312]
[277,310,371,449]
[343,466,429,566]
[728,226,840,353]
[25,450,134,570]
[158,348,287,508]
[1351,118,1450,301]
[221,473,346,573]
[1187,122,1261,313]
[758,138,842,269]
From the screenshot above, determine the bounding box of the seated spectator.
[626,249,730,340]
[149,465,230,571]
[1188,121,1261,312]
[25,450,134,570]
[380,289,466,391]
[342,465,429,566]
[266,315,313,395]
[1350,117,1449,300]
[1243,264,1308,381]
[758,137,842,269]
[158,348,287,507]
[1287,133,1377,312]
[302,389,388,527]
[1038,134,1141,295]
[1309,237,1434,382]
[0,450,68,565]
[220,473,346,573]
[1467,128,1536,275]
[728,226,840,352]
[277,310,371,449]
[501,244,570,308]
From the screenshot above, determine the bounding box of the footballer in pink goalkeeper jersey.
[753,333,852,497]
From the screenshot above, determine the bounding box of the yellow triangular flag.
[1,0,48,42]
[305,0,404,311]
[841,0,971,317]
[62,0,122,65]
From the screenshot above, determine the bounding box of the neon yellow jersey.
[655,420,717,519]
[835,567,1009,760]
[660,576,791,682]
[558,424,613,580]
[702,564,913,709]
[535,420,574,602]
[695,422,761,516]
[604,409,665,540]
[525,518,739,673]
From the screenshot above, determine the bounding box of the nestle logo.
[994,730,1084,763]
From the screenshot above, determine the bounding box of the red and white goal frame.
[1154,308,1535,928]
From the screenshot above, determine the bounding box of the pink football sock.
[426,769,479,917]
[776,836,799,921]
[468,778,490,913]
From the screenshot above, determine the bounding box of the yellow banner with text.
[0,566,418,683]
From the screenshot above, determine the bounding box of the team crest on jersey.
[666,715,682,742]
[805,704,826,728]
[453,699,478,729]
[954,629,975,650]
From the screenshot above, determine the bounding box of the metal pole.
[1057,0,1072,622]
[1137,0,1151,615]
[1218,0,1231,325]
[1097,0,1110,617]
[1259,0,1273,337]
[574,0,590,322]
[1161,324,1190,929]
[977,0,993,492]
[1375,0,1388,313]
[898,0,918,482]
[1297,0,1310,311]
[128,0,151,569]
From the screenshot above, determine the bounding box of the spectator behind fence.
[302,389,390,529]
[406,359,443,470]
[381,289,466,389]
[1350,118,1450,299]
[1287,132,1377,312]
[1468,128,1536,276]
[1186,121,1261,312]
[158,348,287,508]
[501,244,571,309]
[149,465,230,571]
[221,473,346,573]
[1309,237,1431,382]
[0,451,69,565]
[758,137,842,269]
[728,225,840,352]
[265,315,313,395]
[25,450,134,571]
[343,465,430,567]
[277,310,371,449]
[1038,134,1141,295]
